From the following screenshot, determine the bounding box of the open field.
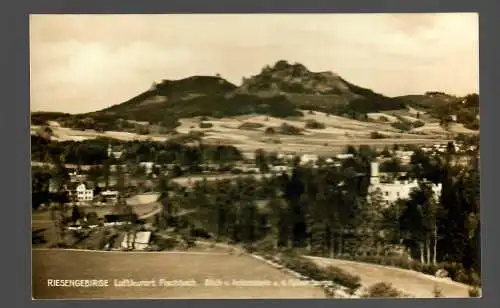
[32,110,461,159]
[306,256,473,298]
[32,249,327,299]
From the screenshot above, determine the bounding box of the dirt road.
[306,256,472,298]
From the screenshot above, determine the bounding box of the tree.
[115,165,126,192]
[170,165,183,178]
[255,149,269,172]
[380,146,391,158]
[32,171,51,210]
[400,182,440,264]
[87,166,103,189]
[103,159,111,189]
[71,204,84,223]
[156,175,174,230]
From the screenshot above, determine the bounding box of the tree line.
[31,135,243,166]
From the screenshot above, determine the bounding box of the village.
[32,137,477,253]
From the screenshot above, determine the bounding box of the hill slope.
[81,60,411,125]
[32,60,479,136]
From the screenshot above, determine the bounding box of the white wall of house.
[300,154,318,165]
[368,162,442,206]
[75,183,94,201]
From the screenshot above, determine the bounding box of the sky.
[30,13,479,114]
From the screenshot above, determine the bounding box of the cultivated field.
[32,249,327,299]
[32,109,461,158]
[306,256,472,298]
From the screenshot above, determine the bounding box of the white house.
[107,144,124,159]
[335,153,354,160]
[100,190,119,203]
[300,154,319,165]
[139,162,155,174]
[73,183,94,202]
[367,162,442,207]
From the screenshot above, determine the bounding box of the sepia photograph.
[30,13,480,299]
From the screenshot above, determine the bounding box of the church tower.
[370,162,380,185]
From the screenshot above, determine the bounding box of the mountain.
[239,60,380,98]
[36,60,477,132]
[97,75,238,115]
[84,60,403,123]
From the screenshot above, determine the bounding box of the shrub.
[392,121,413,131]
[468,271,482,287]
[370,131,385,139]
[243,243,257,253]
[277,253,361,293]
[336,255,481,287]
[433,285,443,297]
[464,120,480,130]
[199,122,213,129]
[239,122,264,130]
[265,127,276,134]
[279,123,302,135]
[413,120,425,128]
[421,263,440,276]
[362,282,404,298]
[323,266,362,293]
[253,236,277,254]
[154,236,181,250]
[305,119,326,129]
[468,287,481,297]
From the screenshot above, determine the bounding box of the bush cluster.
[278,123,302,135]
[238,122,264,130]
[333,255,481,286]
[305,120,326,129]
[199,122,213,129]
[361,282,404,298]
[370,131,385,139]
[277,253,362,293]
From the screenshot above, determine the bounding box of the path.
[306,256,472,298]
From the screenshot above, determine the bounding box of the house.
[100,190,119,203]
[107,144,124,159]
[335,153,354,160]
[300,154,319,165]
[367,162,442,207]
[139,162,155,174]
[66,183,94,202]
